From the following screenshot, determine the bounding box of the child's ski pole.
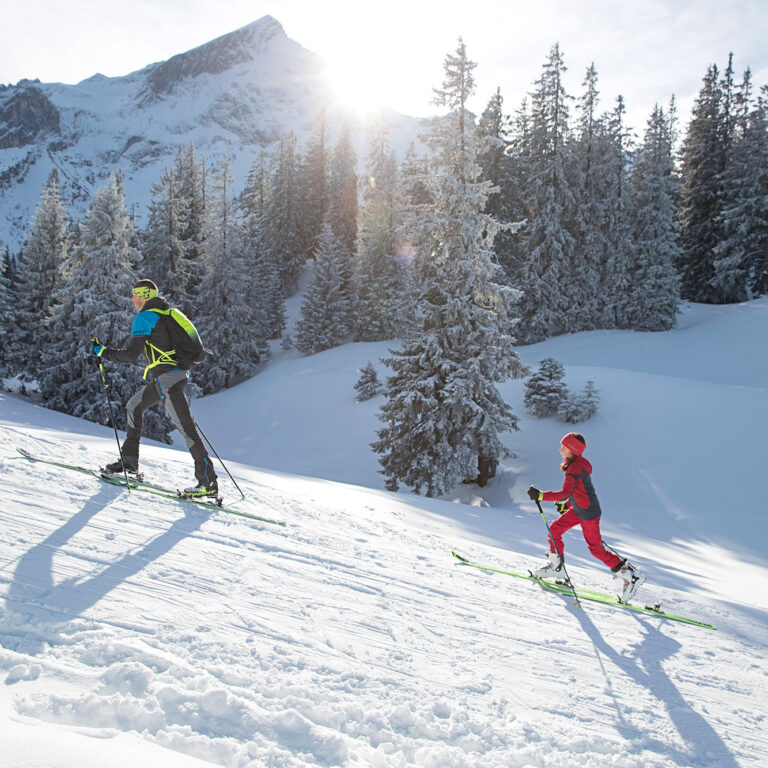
[535,499,580,606]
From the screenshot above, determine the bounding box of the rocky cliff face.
[0,16,419,251]
[0,83,61,150]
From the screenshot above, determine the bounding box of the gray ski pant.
[121,369,216,485]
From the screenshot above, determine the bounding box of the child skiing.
[88,279,218,498]
[527,432,645,602]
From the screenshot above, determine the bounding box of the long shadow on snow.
[569,602,739,768]
[2,482,208,655]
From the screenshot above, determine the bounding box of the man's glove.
[88,338,106,358]
[555,500,569,515]
[527,485,543,501]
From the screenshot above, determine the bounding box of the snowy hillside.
[0,15,421,250]
[1,299,767,767]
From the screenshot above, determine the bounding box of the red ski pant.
[547,509,623,570]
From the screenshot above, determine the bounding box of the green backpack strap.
[143,307,176,379]
[166,307,201,343]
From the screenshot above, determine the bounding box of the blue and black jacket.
[103,297,178,380]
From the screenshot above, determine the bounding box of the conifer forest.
[1,42,766,495]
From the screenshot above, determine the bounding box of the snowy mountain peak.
[0,15,419,251]
[141,15,290,98]
[0,15,360,251]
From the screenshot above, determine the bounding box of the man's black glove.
[87,338,106,365]
[555,500,569,515]
[527,485,542,501]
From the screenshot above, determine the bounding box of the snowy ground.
[1,298,767,767]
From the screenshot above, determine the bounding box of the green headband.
[133,286,158,301]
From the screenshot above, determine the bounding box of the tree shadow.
[2,483,208,655]
[567,600,740,767]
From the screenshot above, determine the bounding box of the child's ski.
[451,550,716,630]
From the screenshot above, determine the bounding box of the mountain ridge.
[0,15,420,251]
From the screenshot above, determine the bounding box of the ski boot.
[533,551,564,579]
[103,456,141,480]
[180,479,219,499]
[614,559,646,602]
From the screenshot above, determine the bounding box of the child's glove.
[527,485,543,501]
[555,500,569,515]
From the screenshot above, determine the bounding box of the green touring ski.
[17,447,285,527]
[451,550,716,630]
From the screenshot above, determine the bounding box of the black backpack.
[148,307,207,369]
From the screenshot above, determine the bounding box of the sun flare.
[326,58,388,117]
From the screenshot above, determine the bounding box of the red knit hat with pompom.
[561,433,586,456]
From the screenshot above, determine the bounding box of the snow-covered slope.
[0,15,421,251]
[1,299,767,767]
[194,299,767,601]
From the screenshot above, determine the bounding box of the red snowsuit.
[541,456,622,570]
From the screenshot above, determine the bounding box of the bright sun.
[326,57,388,117]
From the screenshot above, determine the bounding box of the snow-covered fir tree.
[140,144,208,311]
[195,157,270,394]
[240,153,286,340]
[712,76,768,300]
[501,97,534,294]
[355,116,404,342]
[557,378,600,423]
[16,170,69,379]
[373,39,522,497]
[557,393,585,424]
[476,88,522,307]
[677,63,730,303]
[295,220,354,355]
[599,99,637,328]
[566,64,607,330]
[569,65,634,331]
[300,110,330,258]
[141,158,188,306]
[622,103,681,330]
[176,144,208,304]
[395,141,433,335]
[515,44,577,342]
[241,151,268,221]
[262,133,305,295]
[2,247,17,287]
[0,253,15,377]
[399,141,431,210]
[581,378,600,419]
[328,121,359,257]
[38,174,165,437]
[524,357,568,418]
[354,362,381,402]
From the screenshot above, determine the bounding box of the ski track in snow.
[1,423,766,767]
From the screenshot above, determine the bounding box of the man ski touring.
[88,279,218,497]
[527,432,645,602]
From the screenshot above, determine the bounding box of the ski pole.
[535,499,580,606]
[194,418,246,500]
[601,539,623,558]
[91,340,131,492]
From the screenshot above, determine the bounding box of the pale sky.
[2,0,767,136]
